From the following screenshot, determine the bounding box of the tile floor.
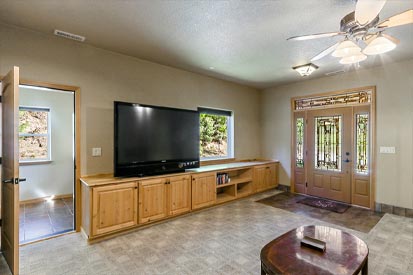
[0,190,411,274]
[20,198,74,243]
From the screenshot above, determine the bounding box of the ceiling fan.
[287,0,413,64]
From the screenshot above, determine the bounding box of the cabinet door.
[92,182,138,236]
[265,164,277,188]
[253,166,266,192]
[191,173,216,209]
[168,175,191,216]
[139,178,167,224]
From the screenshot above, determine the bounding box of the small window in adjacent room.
[198,107,234,160]
[19,106,51,162]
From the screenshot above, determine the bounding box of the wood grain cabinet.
[92,182,138,236]
[81,161,279,240]
[139,178,168,223]
[191,172,216,209]
[168,175,191,216]
[254,163,278,192]
[139,175,191,224]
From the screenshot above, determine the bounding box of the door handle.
[2,178,26,184]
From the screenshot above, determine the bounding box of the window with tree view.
[19,107,51,161]
[199,107,233,159]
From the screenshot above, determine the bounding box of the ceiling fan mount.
[340,11,379,39]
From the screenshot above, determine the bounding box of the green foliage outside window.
[19,109,50,161]
[200,113,228,157]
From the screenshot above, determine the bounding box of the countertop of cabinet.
[80,160,278,187]
[187,160,277,173]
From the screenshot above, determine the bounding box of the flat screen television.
[114,101,200,177]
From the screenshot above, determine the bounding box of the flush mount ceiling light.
[363,33,397,55]
[292,63,319,76]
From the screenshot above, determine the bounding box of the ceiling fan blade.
[287,32,346,41]
[355,0,387,25]
[377,9,413,28]
[310,42,340,61]
[381,33,400,45]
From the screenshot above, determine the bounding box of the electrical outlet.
[92,148,102,157]
[379,146,396,154]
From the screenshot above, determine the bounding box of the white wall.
[19,87,74,201]
[0,24,262,176]
[262,59,413,209]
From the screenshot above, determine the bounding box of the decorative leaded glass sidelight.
[356,114,369,174]
[296,118,304,168]
[314,116,342,171]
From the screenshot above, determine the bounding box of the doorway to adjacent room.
[18,85,76,243]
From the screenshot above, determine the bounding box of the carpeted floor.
[256,192,384,233]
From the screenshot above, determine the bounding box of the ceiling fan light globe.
[332,40,361,57]
[363,36,397,55]
[339,53,367,64]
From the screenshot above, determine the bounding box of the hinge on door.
[305,119,308,124]
[306,182,308,187]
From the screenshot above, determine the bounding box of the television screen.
[114,102,199,176]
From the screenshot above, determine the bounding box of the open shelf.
[216,185,236,204]
[237,181,253,198]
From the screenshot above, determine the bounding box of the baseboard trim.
[375,202,413,218]
[20,194,73,205]
[276,184,291,192]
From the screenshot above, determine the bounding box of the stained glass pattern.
[356,114,369,174]
[315,116,342,171]
[295,90,372,110]
[296,118,304,168]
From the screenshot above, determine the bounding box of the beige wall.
[262,59,413,209]
[0,24,262,175]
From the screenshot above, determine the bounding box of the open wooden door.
[1,66,20,275]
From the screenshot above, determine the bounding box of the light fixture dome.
[339,53,367,64]
[292,63,319,76]
[363,35,397,55]
[332,40,361,57]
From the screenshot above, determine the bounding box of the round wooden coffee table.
[260,225,369,275]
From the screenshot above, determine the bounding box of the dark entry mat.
[297,197,350,213]
[256,192,384,233]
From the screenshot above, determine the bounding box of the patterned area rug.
[297,197,350,213]
[256,192,384,233]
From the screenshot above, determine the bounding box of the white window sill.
[200,157,235,166]
[19,160,52,166]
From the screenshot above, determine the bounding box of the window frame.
[19,106,52,164]
[198,107,234,161]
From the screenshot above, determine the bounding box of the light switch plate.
[92,147,102,157]
[380,146,396,154]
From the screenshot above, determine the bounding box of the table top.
[260,225,369,275]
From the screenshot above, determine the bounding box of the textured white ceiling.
[0,0,412,88]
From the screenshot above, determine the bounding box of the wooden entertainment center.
[80,160,278,240]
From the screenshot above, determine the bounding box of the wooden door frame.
[290,86,376,209]
[0,76,81,232]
